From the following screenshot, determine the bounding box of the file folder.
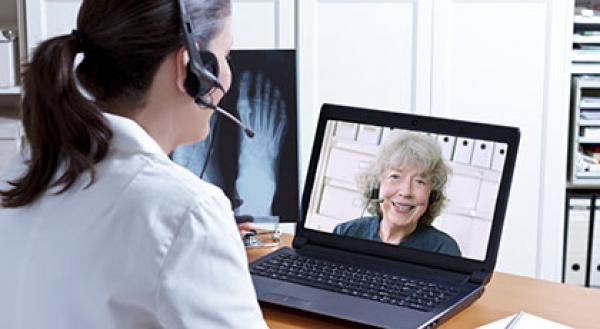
[491,143,507,171]
[471,140,494,169]
[437,135,456,160]
[564,196,591,286]
[590,199,600,288]
[453,138,474,164]
[356,124,382,145]
[334,122,358,141]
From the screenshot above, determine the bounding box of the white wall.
[19,0,573,280]
[298,0,572,279]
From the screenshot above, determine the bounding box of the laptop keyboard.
[250,253,460,312]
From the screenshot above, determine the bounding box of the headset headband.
[176,0,223,102]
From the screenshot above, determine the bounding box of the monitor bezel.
[294,103,520,277]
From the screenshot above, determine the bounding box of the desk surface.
[247,234,600,329]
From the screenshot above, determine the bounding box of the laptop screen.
[303,119,508,261]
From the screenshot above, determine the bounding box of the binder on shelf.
[590,197,600,288]
[471,140,493,169]
[437,135,455,160]
[453,137,474,164]
[491,143,507,171]
[334,122,358,141]
[564,196,591,286]
[356,124,382,145]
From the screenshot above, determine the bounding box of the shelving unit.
[573,15,600,64]
[569,9,600,187]
[0,1,25,173]
[565,4,600,288]
[569,76,600,185]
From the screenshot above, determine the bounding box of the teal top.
[333,216,461,257]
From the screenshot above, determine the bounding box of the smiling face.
[378,164,432,229]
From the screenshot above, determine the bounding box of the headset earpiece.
[369,186,380,200]
[176,0,254,137]
[360,185,381,218]
[178,0,221,105]
[184,50,220,99]
[200,51,219,77]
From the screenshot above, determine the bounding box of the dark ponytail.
[1,0,231,208]
[0,34,112,207]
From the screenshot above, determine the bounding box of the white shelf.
[573,50,600,62]
[576,171,600,177]
[578,136,600,143]
[574,15,600,24]
[568,179,600,188]
[575,76,600,87]
[0,86,20,95]
[574,35,600,44]
[572,63,600,74]
[580,119,600,126]
[580,104,600,110]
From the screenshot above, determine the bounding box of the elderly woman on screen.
[333,133,461,257]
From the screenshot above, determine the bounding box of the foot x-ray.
[172,50,299,222]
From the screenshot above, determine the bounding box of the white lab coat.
[0,113,268,329]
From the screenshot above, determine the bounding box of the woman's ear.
[175,46,189,94]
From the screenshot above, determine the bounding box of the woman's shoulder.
[415,225,456,245]
[114,155,231,216]
[414,225,461,256]
[417,225,452,239]
[107,156,236,246]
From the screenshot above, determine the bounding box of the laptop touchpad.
[263,292,312,306]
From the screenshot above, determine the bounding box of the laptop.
[249,103,520,328]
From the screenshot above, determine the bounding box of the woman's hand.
[237,222,255,239]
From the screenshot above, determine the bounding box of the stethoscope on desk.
[243,229,282,248]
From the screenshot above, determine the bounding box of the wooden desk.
[247,234,600,328]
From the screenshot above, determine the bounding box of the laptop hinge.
[469,271,488,284]
[292,236,309,249]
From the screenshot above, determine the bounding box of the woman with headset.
[333,133,461,257]
[0,0,268,328]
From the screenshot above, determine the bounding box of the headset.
[176,0,254,138]
[358,184,382,218]
[369,185,380,201]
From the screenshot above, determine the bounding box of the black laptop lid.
[294,104,520,279]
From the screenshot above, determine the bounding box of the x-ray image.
[172,50,299,222]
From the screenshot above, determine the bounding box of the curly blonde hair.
[357,132,451,226]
